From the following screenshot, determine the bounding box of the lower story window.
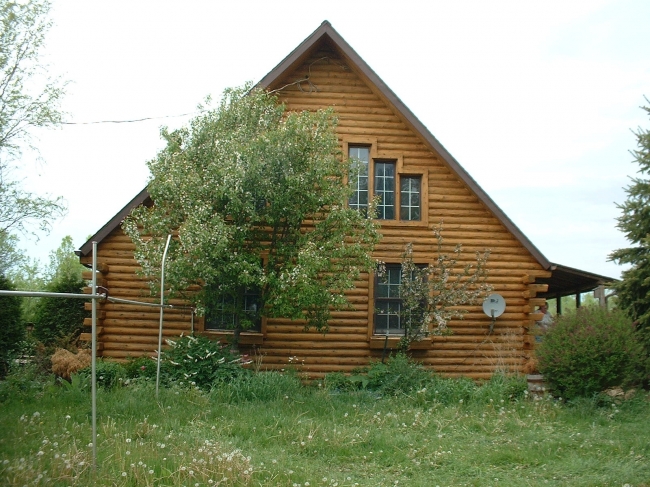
[205,287,261,331]
[374,264,404,335]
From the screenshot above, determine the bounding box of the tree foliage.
[388,225,491,352]
[609,100,650,350]
[0,231,23,275]
[0,273,24,377]
[124,86,380,334]
[43,235,86,283]
[32,274,87,345]
[0,0,66,246]
[31,236,88,344]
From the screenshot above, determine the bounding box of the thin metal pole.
[0,290,106,299]
[91,242,98,470]
[156,235,172,398]
[106,296,175,308]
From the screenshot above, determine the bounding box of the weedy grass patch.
[1,364,649,486]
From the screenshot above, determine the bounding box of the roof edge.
[80,21,552,270]
[77,186,150,257]
[258,21,552,270]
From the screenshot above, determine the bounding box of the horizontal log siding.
[83,47,548,378]
[266,47,546,378]
[80,231,194,361]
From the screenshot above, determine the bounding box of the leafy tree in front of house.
[124,86,380,342]
[609,99,650,352]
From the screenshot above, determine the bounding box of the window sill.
[369,336,431,350]
[374,220,428,229]
[199,330,264,345]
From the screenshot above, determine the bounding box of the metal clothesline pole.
[156,235,172,398]
[0,238,195,470]
[91,242,98,471]
[0,290,107,299]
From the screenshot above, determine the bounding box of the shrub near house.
[537,307,648,399]
[0,274,24,377]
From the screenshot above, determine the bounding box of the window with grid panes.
[205,287,261,331]
[348,146,422,222]
[375,161,396,219]
[348,146,369,212]
[400,176,421,221]
[374,264,404,335]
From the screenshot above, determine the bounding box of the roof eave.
[257,21,552,270]
[76,186,150,257]
[78,21,552,271]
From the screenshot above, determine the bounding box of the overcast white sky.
[15,0,650,280]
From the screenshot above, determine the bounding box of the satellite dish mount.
[482,294,506,334]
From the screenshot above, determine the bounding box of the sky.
[14,0,650,280]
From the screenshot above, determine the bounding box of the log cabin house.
[76,21,613,379]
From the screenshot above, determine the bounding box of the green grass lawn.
[1,370,649,487]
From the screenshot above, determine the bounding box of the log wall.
[80,45,550,379]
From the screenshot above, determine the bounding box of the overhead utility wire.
[66,58,348,124]
[61,111,201,125]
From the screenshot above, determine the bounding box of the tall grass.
[1,362,649,486]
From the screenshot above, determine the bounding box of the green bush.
[322,354,527,405]
[32,274,88,345]
[0,274,25,377]
[77,360,127,389]
[324,354,432,395]
[161,334,249,390]
[366,353,432,395]
[537,307,648,399]
[0,363,51,402]
[123,355,159,380]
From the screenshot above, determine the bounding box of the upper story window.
[348,145,423,222]
[348,146,369,212]
[400,176,421,221]
[375,161,395,219]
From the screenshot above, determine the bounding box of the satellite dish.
[483,294,506,318]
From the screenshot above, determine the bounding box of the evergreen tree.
[32,273,87,345]
[0,273,24,376]
[32,237,88,345]
[610,100,650,350]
